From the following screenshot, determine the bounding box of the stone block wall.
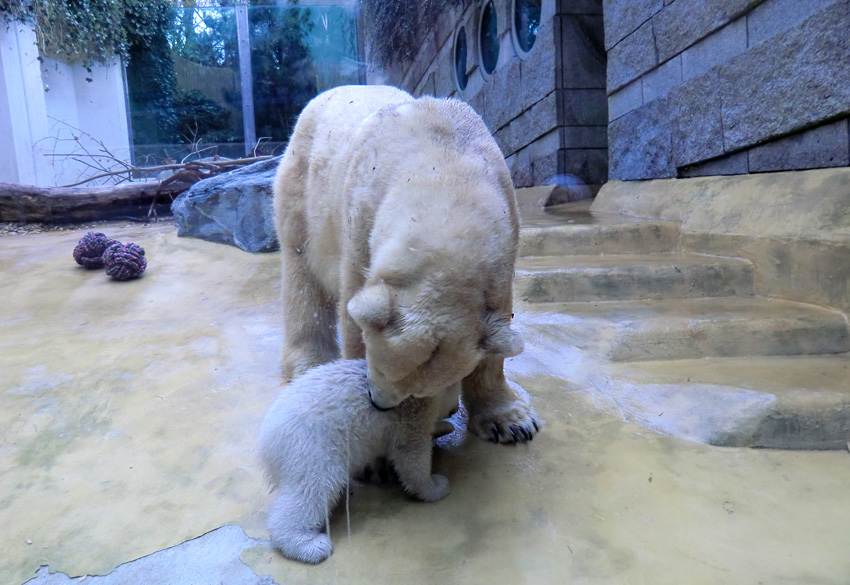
[362,0,608,191]
[605,0,850,180]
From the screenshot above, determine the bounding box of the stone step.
[519,208,680,257]
[604,354,850,449]
[514,253,754,303]
[517,297,850,362]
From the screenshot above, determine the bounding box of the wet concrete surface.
[4,223,850,584]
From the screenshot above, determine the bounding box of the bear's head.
[347,279,522,410]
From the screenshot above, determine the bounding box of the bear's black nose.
[368,388,396,411]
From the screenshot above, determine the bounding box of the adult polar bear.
[273,85,538,443]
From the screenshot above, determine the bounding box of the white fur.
[258,359,451,564]
[274,85,539,443]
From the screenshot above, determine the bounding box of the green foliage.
[0,0,325,150]
[174,89,237,143]
[249,5,316,141]
[0,0,173,67]
[166,2,317,143]
[125,0,179,145]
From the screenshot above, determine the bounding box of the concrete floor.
[4,223,850,585]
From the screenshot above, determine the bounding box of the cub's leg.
[275,154,339,380]
[389,409,450,503]
[462,355,540,444]
[267,487,337,564]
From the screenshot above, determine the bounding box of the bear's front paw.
[418,474,451,502]
[467,399,541,445]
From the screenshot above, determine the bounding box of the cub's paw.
[417,474,451,503]
[275,531,333,565]
[291,533,333,565]
[467,399,541,445]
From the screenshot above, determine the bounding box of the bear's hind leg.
[267,488,336,564]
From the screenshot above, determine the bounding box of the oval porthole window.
[512,0,541,57]
[454,25,469,92]
[479,1,499,78]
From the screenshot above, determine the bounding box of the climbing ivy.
[0,0,172,67]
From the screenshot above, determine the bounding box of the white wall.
[0,23,50,185]
[40,56,132,186]
[0,24,131,187]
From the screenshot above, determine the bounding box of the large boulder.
[171,156,282,253]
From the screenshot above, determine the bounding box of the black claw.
[491,427,500,443]
[532,420,539,432]
[510,426,518,441]
[521,427,531,441]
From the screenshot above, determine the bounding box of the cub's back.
[257,360,395,486]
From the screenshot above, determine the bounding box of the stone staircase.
[513,201,850,449]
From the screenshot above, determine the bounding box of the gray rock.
[608,97,673,180]
[543,174,593,203]
[171,157,281,253]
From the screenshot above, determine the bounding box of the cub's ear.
[347,284,393,331]
[481,313,524,357]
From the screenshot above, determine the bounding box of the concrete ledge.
[592,168,850,311]
[520,297,850,362]
[515,253,754,302]
[608,355,850,449]
[519,219,679,256]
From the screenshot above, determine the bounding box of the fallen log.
[0,156,277,224]
[0,181,185,223]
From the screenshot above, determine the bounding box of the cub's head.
[347,281,522,410]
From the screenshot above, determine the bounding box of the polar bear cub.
[257,359,453,564]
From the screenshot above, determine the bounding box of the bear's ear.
[347,284,393,331]
[481,313,524,357]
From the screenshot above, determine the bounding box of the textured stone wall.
[605,0,850,180]
[363,0,608,191]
